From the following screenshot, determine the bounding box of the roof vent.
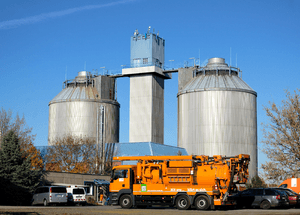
[78,71,88,77]
[206,58,227,67]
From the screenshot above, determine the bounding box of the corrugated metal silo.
[177,58,257,177]
[48,71,120,145]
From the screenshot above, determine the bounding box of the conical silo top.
[178,57,257,96]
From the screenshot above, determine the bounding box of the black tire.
[120,195,133,209]
[43,199,48,206]
[260,200,271,209]
[176,195,191,210]
[194,195,210,210]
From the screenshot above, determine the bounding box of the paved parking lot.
[0,205,300,215]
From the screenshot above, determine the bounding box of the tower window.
[133,58,141,67]
[143,58,148,64]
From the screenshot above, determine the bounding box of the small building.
[42,171,110,204]
[130,27,165,68]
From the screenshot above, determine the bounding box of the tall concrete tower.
[122,28,171,144]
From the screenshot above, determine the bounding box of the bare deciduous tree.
[46,135,114,175]
[0,107,35,147]
[261,89,300,183]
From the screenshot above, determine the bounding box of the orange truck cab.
[279,178,300,194]
[109,154,250,210]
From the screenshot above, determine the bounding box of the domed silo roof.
[178,58,256,96]
[177,58,257,177]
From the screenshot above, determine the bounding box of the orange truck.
[279,178,300,194]
[109,154,250,210]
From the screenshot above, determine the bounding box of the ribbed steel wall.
[48,72,119,145]
[177,58,257,177]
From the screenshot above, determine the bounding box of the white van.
[31,186,68,206]
[66,186,87,206]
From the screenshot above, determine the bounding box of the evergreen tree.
[0,131,41,205]
[0,107,44,170]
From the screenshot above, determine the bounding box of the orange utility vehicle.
[279,178,300,194]
[109,154,250,210]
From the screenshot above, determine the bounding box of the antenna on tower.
[199,49,201,67]
[236,53,238,68]
[230,47,232,66]
[65,66,67,81]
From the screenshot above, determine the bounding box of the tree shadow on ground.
[0,213,41,215]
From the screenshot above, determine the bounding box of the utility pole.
[100,105,105,174]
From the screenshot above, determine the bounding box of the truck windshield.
[112,169,128,180]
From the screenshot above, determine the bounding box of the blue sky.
[1,0,299,171]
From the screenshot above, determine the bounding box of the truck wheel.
[120,195,133,209]
[195,196,210,210]
[43,199,48,206]
[176,195,190,210]
[260,200,271,209]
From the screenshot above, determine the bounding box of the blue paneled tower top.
[130,28,165,68]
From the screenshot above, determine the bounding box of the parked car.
[66,186,87,206]
[31,186,68,206]
[229,188,289,209]
[273,188,300,208]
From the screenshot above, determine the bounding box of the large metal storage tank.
[177,58,257,177]
[48,71,120,145]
